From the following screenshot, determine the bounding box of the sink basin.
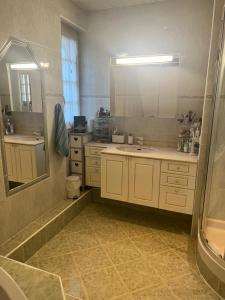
[6,135,42,141]
[117,146,154,153]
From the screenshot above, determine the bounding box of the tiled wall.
[0,0,87,244]
[80,0,214,145]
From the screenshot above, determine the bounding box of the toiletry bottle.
[6,119,11,135]
[183,141,189,153]
[128,134,134,145]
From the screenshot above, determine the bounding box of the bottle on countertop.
[128,134,134,145]
[5,118,12,135]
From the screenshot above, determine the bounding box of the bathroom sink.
[116,146,154,153]
[4,135,44,145]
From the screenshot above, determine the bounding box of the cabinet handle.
[75,163,79,166]
[74,137,78,141]
[74,150,78,154]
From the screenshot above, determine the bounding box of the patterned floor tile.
[72,246,113,274]
[63,276,88,300]
[132,285,176,300]
[116,258,163,292]
[148,249,193,280]
[82,267,128,300]
[94,224,128,244]
[25,202,219,300]
[132,233,167,256]
[67,229,99,251]
[116,220,153,238]
[103,239,142,265]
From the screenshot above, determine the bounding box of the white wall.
[0,0,87,243]
[80,0,214,145]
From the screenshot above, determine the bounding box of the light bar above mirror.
[112,55,179,66]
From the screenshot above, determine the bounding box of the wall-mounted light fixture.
[113,55,179,66]
[10,63,38,70]
[10,62,50,70]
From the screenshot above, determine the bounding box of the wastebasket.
[66,176,81,199]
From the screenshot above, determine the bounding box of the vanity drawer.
[85,146,106,157]
[70,161,83,174]
[159,186,194,215]
[71,148,82,161]
[70,135,82,148]
[86,157,101,167]
[86,166,101,187]
[161,160,197,176]
[160,173,196,190]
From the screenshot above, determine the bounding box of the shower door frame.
[199,7,225,268]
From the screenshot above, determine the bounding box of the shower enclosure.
[198,9,225,297]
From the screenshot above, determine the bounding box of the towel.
[55,103,69,157]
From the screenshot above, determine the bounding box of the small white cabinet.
[101,154,129,201]
[129,157,160,207]
[5,142,45,183]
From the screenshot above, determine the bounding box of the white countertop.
[4,135,44,146]
[86,142,198,164]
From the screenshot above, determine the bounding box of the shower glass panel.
[202,26,225,260]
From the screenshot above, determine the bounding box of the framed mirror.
[0,37,49,195]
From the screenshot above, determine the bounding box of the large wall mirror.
[110,55,180,118]
[0,38,49,195]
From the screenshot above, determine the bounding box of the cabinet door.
[15,145,36,183]
[101,154,128,201]
[129,158,160,207]
[4,143,17,181]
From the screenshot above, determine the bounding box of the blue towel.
[55,103,69,157]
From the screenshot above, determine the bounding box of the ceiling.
[72,0,167,12]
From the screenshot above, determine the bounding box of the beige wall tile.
[0,0,87,243]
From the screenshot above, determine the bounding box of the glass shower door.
[202,22,225,260]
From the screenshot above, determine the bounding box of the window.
[61,25,80,125]
[19,73,32,112]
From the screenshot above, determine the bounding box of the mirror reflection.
[0,39,48,192]
[110,56,179,118]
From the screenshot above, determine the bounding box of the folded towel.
[55,103,69,157]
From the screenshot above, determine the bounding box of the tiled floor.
[26,202,220,300]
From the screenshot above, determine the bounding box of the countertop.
[0,255,65,300]
[86,142,198,163]
[4,135,44,146]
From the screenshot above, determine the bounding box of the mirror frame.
[0,37,49,196]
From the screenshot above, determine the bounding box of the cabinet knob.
[74,137,78,141]
[75,163,79,166]
[74,150,78,154]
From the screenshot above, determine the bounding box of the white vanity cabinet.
[5,142,45,183]
[159,160,197,214]
[101,154,160,207]
[101,154,129,201]
[129,157,160,207]
[85,144,107,187]
[101,152,197,215]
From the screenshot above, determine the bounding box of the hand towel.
[55,103,69,157]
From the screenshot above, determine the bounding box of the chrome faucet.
[32,130,42,138]
[136,137,144,146]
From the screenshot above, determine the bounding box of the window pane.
[61,31,80,124]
